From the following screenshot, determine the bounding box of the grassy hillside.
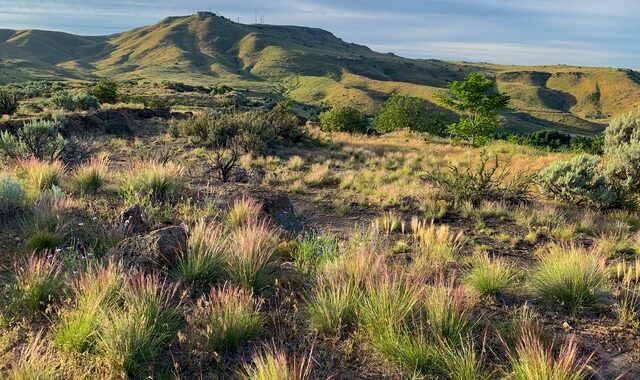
[1,12,639,135]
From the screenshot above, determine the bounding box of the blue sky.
[1,0,638,68]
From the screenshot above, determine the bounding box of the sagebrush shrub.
[72,91,100,111]
[0,89,19,115]
[604,109,640,151]
[0,119,67,161]
[0,175,26,215]
[538,154,617,208]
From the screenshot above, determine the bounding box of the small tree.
[437,73,510,145]
[319,105,367,134]
[89,79,119,104]
[374,94,445,134]
[0,90,19,115]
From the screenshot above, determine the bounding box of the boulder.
[112,225,188,269]
[116,204,150,236]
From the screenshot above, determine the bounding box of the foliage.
[177,220,227,283]
[437,73,510,145]
[187,285,263,352]
[374,94,446,134]
[423,151,532,205]
[463,254,517,296]
[319,105,368,134]
[0,175,26,215]
[15,158,65,197]
[121,161,184,203]
[10,254,64,312]
[538,154,618,209]
[70,157,109,194]
[604,109,640,151]
[211,84,234,95]
[0,119,67,162]
[227,221,280,292]
[49,91,99,111]
[531,245,607,312]
[89,79,119,104]
[0,89,19,115]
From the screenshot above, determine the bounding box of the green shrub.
[89,79,119,104]
[374,94,446,134]
[0,119,67,161]
[187,285,263,352]
[319,105,367,133]
[72,91,100,110]
[604,110,640,150]
[538,154,618,209]
[424,152,532,205]
[531,245,607,312]
[0,90,19,115]
[0,175,26,215]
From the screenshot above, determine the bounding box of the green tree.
[89,79,119,104]
[437,73,510,145]
[319,105,367,134]
[374,94,446,134]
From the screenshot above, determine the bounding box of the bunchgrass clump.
[292,235,339,275]
[70,157,109,195]
[187,285,263,352]
[227,221,280,292]
[509,327,591,380]
[304,163,338,187]
[177,220,227,283]
[531,245,607,312]
[96,273,181,377]
[424,281,474,348]
[241,346,314,380]
[411,219,465,276]
[7,331,59,379]
[227,196,262,229]
[121,160,184,203]
[306,272,359,335]
[11,253,64,312]
[15,158,65,197]
[53,263,123,353]
[463,254,518,296]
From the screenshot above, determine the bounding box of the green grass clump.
[463,254,518,296]
[187,285,263,352]
[11,253,64,312]
[177,220,227,283]
[70,158,109,195]
[121,160,184,203]
[303,163,339,187]
[226,196,262,229]
[15,158,65,197]
[424,281,473,348]
[241,347,313,380]
[227,221,280,292]
[53,263,122,353]
[509,327,590,380]
[531,245,607,312]
[96,273,181,377]
[306,272,359,335]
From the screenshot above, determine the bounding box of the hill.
[1,12,639,135]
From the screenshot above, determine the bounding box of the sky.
[0,0,638,68]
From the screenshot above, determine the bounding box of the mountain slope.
[1,12,639,135]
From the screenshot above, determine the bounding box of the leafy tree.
[374,94,446,134]
[89,79,119,104]
[437,73,510,145]
[319,105,367,134]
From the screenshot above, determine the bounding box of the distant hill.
[1,12,639,135]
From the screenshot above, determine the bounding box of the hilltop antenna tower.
[254,10,258,24]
